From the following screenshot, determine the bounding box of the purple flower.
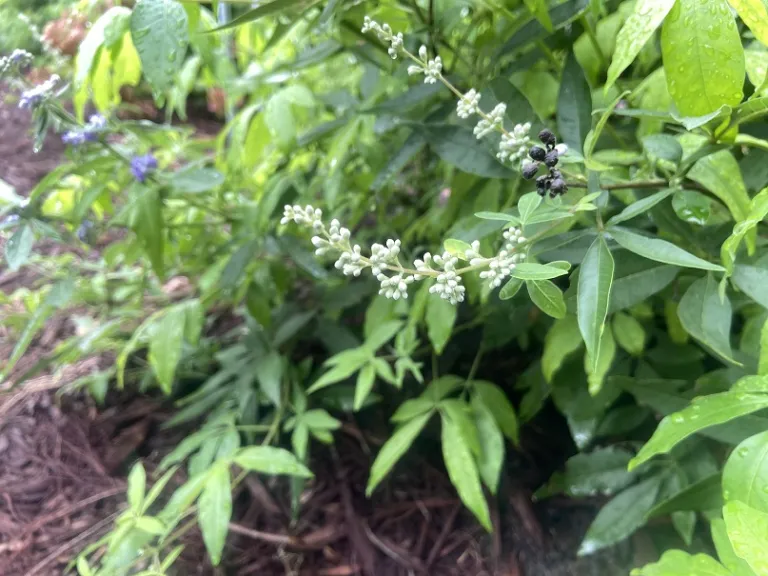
[130,154,158,182]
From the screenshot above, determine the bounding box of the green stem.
[580,15,607,69]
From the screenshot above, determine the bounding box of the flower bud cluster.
[414,252,466,304]
[0,49,32,77]
[361,16,403,59]
[473,103,506,139]
[497,122,532,164]
[18,74,60,109]
[283,205,534,305]
[456,89,481,119]
[407,45,442,84]
[464,227,527,289]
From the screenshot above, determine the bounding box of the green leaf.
[542,316,583,382]
[475,210,520,224]
[354,363,376,411]
[510,262,569,280]
[441,410,492,531]
[391,398,434,422]
[723,430,768,513]
[733,96,768,126]
[557,52,592,155]
[440,398,481,456]
[578,236,614,373]
[609,259,679,313]
[724,501,768,576]
[148,306,186,394]
[586,324,616,396]
[489,78,540,128]
[761,318,768,376]
[711,518,757,576]
[672,190,712,225]
[499,0,590,55]
[170,167,224,194]
[629,392,768,470]
[728,0,768,46]
[198,464,231,566]
[364,320,403,351]
[613,313,646,356]
[301,409,341,430]
[135,516,166,535]
[648,474,723,516]
[129,187,165,278]
[678,275,737,364]
[5,223,34,271]
[687,149,750,224]
[524,0,553,31]
[130,0,189,98]
[471,395,504,494]
[308,349,369,393]
[366,412,432,495]
[233,446,313,477]
[643,135,683,164]
[606,0,677,93]
[517,192,542,223]
[420,125,514,179]
[210,0,311,31]
[472,381,519,444]
[527,279,566,318]
[371,133,425,192]
[550,447,636,498]
[661,0,745,117]
[426,296,457,355]
[578,477,662,556]
[127,463,146,512]
[632,550,731,576]
[158,471,208,523]
[584,92,628,167]
[608,227,724,272]
[499,276,524,300]
[733,265,768,309]
[444,238,472,259]
[607,189,676,226]
[254,351,283,407]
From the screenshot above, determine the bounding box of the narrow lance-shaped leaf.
[5,223,34,271]
[605,0,677,93]
[198,464,232,566]
[366,412,432,496]
[677,274,738,365]
[608,226,724,272]
[234,446,313,477]
[629,391,768,470]
[441,410,492,531]
[148,306,186,394]
[578,477,662,556]
[578,236,614,373]
[661,0,745,117]
[557,52,592,155]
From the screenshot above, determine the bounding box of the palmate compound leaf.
[629,375,768,470]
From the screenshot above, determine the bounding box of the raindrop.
[672,414,684,424]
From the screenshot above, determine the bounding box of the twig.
[425,502,461,567]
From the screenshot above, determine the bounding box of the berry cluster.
[522,129,568,198]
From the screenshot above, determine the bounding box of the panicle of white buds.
[497,122,532,163]
[378,272,414,300]
[281,204,324,229]
[369,239,401,275]
[407,45,442,84]
[18,74,60,109]
[473,103,506,139]
[456,89,481,119]
[361,16,403,59]
[282,205,534,304]
[477,228,527,288]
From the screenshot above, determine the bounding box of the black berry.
[538,128,556,147]
[522,162,540,180]
[544,150,559,168]
[550,169,562,180]
[528,145,546,162]
[550,178,567,195]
